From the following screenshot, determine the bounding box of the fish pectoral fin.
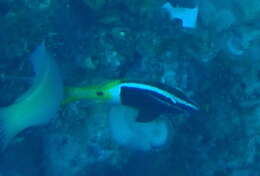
[136,109,161,122]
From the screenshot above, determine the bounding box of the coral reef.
[0,0,260,175]
[109,105,171,151]
[43,104,127,175]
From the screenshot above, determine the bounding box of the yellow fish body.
[63,80,198,122]
[63,80,122,104]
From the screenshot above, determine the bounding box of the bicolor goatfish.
[63,80,198,122]
[0,43,63,150]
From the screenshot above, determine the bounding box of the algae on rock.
[83,0,110,11]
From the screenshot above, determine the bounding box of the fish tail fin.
[0,114,7,151]
[62,86,94,105]
[62,87,80,105]
[0,108,17,151]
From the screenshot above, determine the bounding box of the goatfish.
[63,80,198,122]
[0,43,63,150]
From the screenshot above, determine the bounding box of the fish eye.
[96,91,104,96]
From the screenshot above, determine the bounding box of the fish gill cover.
[0,0,260,176]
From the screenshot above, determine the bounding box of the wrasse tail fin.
[62,86,94,105]
[62,87,79,105]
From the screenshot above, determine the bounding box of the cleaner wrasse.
[64,80,198,122]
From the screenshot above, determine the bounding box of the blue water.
[0,0,260,175]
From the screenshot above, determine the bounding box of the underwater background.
[0,0,260,175]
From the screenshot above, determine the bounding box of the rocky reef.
[0,0,260,176]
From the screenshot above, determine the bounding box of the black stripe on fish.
[152,83,196,106]
[120,85,195,122]
[121,81,198,110]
